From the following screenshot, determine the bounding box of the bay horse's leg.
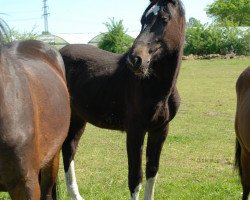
[126,128,146,200]
[241,149,250,200]
[62,114,86,200]
[9,175,40,200]
[40,151,60,200]
[144,125,169,200]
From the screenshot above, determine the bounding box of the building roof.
[37,34,68,49]
[38,31,139,49]
[88,33,105,46]
[57,33,98,44]
[57,31,139,45]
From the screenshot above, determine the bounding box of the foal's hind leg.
[40,151,60,200]
[241,149,250,200]
[62,114,86,200]
[126,127,146,200]
[144,125,169,200]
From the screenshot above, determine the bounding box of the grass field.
[1,57,250,199]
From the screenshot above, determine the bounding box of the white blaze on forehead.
[145,4,160,18]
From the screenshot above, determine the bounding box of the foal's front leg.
[144,125,169,200]
[126,128,146,200]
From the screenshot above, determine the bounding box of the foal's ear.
[150,0,159,3]
[168,0,177,4]
[150,0,177,4]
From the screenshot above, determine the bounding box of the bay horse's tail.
[234,138,242,177]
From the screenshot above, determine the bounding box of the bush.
[98,18,134,53]
[8,27,38,41]
[0,17,10,44]
[184,19,250,55]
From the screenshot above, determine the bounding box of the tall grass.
[0,58,249,199]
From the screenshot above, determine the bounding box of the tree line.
[2,0,250,55]
[99,0,249,56]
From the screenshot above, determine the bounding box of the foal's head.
[127,0,185,77]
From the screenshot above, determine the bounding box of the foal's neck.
[152,52,181,94]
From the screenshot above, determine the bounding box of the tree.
[184,17,250,55]
[187,17,203,28]
[206,0,250,26]
[98,18,134,53]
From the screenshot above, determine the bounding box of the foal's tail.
[234,138,242,177]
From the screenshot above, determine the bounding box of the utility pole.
[42,0,49,34]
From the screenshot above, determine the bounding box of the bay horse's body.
[60,0,185,199]
[0,39,70,199]
[235,66,250,200]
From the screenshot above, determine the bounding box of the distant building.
[57,33,98,45]
[88,33,105,47]
[38,31,139,49]
[37,34,68,49]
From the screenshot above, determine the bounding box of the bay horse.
[235,66,250,200]
[0,28,70,199]
[60,0,185,199]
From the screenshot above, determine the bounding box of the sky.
[1,0,214,35]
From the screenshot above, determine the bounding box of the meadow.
[1,57,250,199]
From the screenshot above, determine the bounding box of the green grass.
[1,57,250,199]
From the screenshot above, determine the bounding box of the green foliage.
[0,17,10,44]
[0,17,38,44]
[1,14,43,46]
[206,0,250,26]
[98,18,134,53]
[8,27,38,42]
[185,18,250,55]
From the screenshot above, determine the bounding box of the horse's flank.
[0,40,70,197]
[235,66,250,200]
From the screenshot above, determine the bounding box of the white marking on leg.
[144,174,158,200]
[65,160,84,200]
[131,184,142,200]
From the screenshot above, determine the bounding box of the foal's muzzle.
[127,54,142,70]
[126,53,151,77]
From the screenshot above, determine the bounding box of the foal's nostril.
[134,56,142,68]
[130,55,142,68]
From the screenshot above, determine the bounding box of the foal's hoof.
[69,193,84,200]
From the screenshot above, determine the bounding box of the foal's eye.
[160,6,171,22]
[160,11,171,23]
[162,6,168,13]
[162,15,170,22]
